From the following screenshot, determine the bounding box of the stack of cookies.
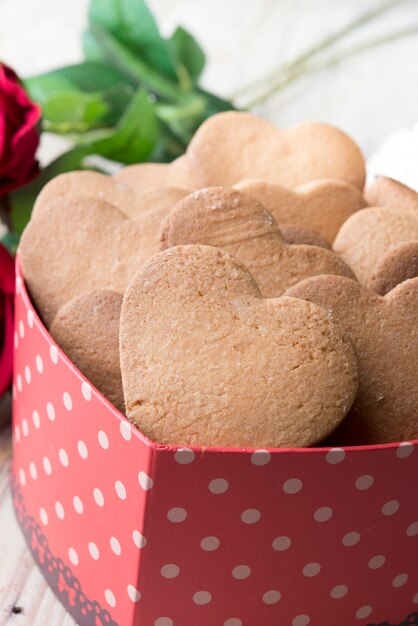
[19,112,418,449]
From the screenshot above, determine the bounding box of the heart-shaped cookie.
[286,275,418,444]
[278,224,331,249]
[365,177,418,214]
[120,245,358,448]
[160,187,355,297]
[367,242,418,295]
[333,207,418,284]
[235,178,366,243]
[50,291,124,413]
[187,112,366,190]
[32,170,190,220]
[19,197,161,326]
[115,154,199,192]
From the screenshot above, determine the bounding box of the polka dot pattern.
[11,262,418,626]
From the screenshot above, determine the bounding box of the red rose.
[0,63,41,196]
[0,243,15,395]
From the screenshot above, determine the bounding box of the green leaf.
[24,62,133,104]
[88,88,159,163]
[1,231,20,254]
[87,25,187,101]
[82,30,105,62]
[88,0,178,81]
[42,91,110,132]
[10,146,89,234]
[170,26,205,84]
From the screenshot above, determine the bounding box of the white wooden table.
[0,0,418,623]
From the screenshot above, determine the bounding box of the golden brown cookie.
[367,242,418,295]
[365,177,418,214]
[285,275,418,444]
[32,170,190,220]
[115,155,198,192]
[19,197,161,327]
[278,224,331,249]
[160,187,355,297]
[50,291,124,413]
[120,245,358,448]
[188,112,366,190]
[333,207,418,284]
[235,178,366,243]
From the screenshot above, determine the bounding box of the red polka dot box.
[11,258,418,626]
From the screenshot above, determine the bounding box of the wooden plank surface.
[0,1,418,624]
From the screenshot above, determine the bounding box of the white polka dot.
[14,426,20,443]
[36,355,43,373]
[16,277,22,294]
[161,564,180,579]
[342,531,360,547]
[68,548,79,566]
[272,536,291,551]
[110,537,121,556]
[193,591,212,605]
[59,448,69,467]
[224,620,242,626]
[368,555,385,569]
[77,440,88,459]
[174,448,195,464]
[93,488,105,507]
[115,480,126,500]
[263,590,281,604]
[407,522,418,537]
[138,471,154,491]
[39,508,48,525]
[154,619,173,626]
[21,418,28,436]
[396,442,414,458]
[32,410,40,429]
[19,469,26,487]
[133,530,147,549]
[382,500,399,516]
[73,496,83,514]
[303,563,321,577]
[47,402,55,421]
[89,542,100,560]
[232,565,251,580]
[63,392,72,411]
[98,430,109,449]
[43,457,52,475]
[17,374,22,393]
[104,589,116,607]
[251,449,271,466]
[29,462,37,480]
[24,366,31,384]
[241,509,261,524]
[331,585,348,599]
[167,507,187,523]
[81,381,92,401]
[209,478,229,494]
[283,478,303,494]
[314,507,333,522]
[120,420,132,441]
[27,310,34,328]
[200,536,220,551]
[55,502,65,520]
[292,615,310,626]
[50,345,58,364]
[413,593,418,604]
[19,320,25,339]
[392,573,408,588]
[326,448,346,464]
[355,474,374,491]
[127,585,141,602]
[356,606,372,619]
